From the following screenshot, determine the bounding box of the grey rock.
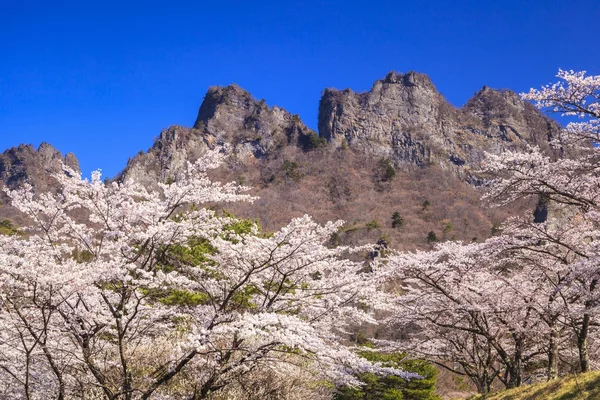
[121,84,317,185]
[318,71,561,178]
[0,143,80,191]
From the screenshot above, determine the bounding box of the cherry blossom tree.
[0,149,412,399]
[483,69,600,374]
[387,69,600,393]
[386,241,549,393]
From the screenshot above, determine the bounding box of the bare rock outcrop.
[0,142,80,191]
[0,143,80,222]
[0,71,557,249]
[318,71,561,178]
[121,84,317,186]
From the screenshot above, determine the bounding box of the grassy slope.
[464,372,600,400]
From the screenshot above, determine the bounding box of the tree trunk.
[547,326,559,380]
[475,381,488,398]
[578,314,590,373]
[199,376,216,399]
[506,366,522,389]
[473,374,493,398]
[506,338,523,389]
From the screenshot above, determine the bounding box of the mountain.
[117,71,555,249]
[123,71,560,186]
[0,142,80,223]
[319,71,560,181]
[1,71,556,249]
[120,84,317,187]
[0,142,79,190]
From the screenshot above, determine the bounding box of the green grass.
[466,371,600,400]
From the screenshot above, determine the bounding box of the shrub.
[426,231,438,243]
[301,132,328,151]
[442,220,453,234]
[341,138,349,150]
[334,352,440,400]
[491,222,502,235]
[329,232,342,248]
[365,220,380,230]
[380,158,396,182]
[71,248,94,263]
[283,160,302,181]
[391,212,404,229]
[0,219,19,236]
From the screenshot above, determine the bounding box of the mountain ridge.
[0,71,552,249]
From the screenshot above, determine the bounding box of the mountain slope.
[465,371,600,400]
[119,72,549,249]
[0,71,554,249]
[120,84,317,188]
[0,142,80,223]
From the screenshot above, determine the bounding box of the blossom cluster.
[0,149,407,399]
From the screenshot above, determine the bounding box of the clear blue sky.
[1,0,599,178]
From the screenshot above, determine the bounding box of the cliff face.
[318,71,560,177]
[122,71,561,187]
[0,143,80,223]
[0,142,79,191]
[121,84,316,186]
[0,72,561,193]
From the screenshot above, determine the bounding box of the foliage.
[283,159,303,181]
[298,131,328,152]
[426,231,438,243]
[387,69,600,397]
[0,149,413,399]
[335,352,440,400]
[329,231,342,247]
[467,371,600,400]
[422,200,431,211]
[0,219,20,236]
[379,158,396,182]
[304,132,328,150]
[441,219,453,234]
[365,220,380,230]
[391,212,404,229]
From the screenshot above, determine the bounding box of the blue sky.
[1,0,599,178]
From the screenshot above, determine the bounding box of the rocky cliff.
[0,143,80,222]
[120,84,317,186]
[319,71,559,179]
[0,142,79,191]
[122,71,560,186]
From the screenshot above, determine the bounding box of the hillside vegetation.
[464,372,600,400]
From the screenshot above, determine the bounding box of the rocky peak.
[464,86,525,121]
[120,71,561,187]
[319,70,458,165]
[36,142,80,172]
[318,71,561,178]
[463,86,559,149]
[383,70,435,89]
[0,142,80,202]
[121,84,318,186]
[192,84,316,150]
[194,84,254,128]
